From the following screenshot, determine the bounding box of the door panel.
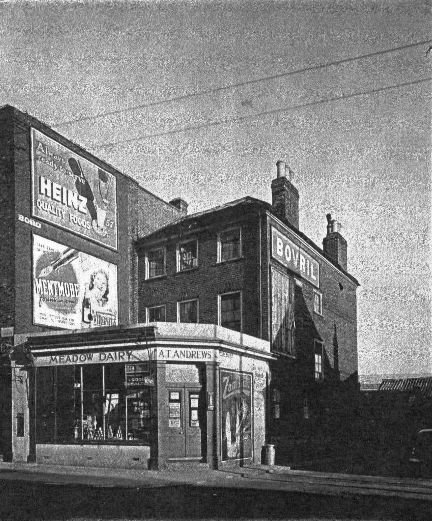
[165,385,204,459]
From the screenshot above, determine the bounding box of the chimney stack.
[271,160,299,229]
[323,213,347,270]
[169,198,188,215]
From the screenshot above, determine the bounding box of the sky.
[0,0,430,380]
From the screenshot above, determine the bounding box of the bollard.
[263,443,275,466]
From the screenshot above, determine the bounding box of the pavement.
[0,461,432,501]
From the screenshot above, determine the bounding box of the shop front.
[13,323,272,469]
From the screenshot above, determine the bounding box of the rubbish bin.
[263,444,275,466]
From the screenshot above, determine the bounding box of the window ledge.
[145,274,167,281]
[215,256,244,266]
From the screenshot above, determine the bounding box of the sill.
[175,266,199,275]
[271,350,296,359]
[215,256,244,266]
[145,274,167,281]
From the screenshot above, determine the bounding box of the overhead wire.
[53,39,432,128]
[87,77,431,151]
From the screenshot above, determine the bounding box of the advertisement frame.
[31,128,118,251]
[32,234,118,330]
[220,369,254,462]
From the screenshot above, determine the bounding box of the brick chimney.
[271,160,299,229]
[323,213,347,270]
[169,198,188,215]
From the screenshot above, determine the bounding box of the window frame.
[314,340,324,381]
[313,290,323,316]
[217,226,242,263]
[218,290,243,332]
[176,238,199,273]
[146,304,166,323]
[145,246,166,280]
[177,298,199,324]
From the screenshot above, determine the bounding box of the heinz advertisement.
[31,128,118,250]
[220,370,252,461]
[33,235,118,330]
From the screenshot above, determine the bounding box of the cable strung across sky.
[53,39,432,129]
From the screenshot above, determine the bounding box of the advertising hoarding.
[220,370,252,461]
[33,235,118,330]
[31,129,118,250]
[271,226,320,288]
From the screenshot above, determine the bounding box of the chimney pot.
[169,198,188,215]
[276,160,286,178]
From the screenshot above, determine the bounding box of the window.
[178,299,198,323]
[314,341,324,381]
[218,227,242,262]
[146,247,165,279]
[36,363,154,444]
[271,268,295,356]
[313,290,322,315]
[147,305,166,322]
[177,240,198,272]
[219,292,242,332]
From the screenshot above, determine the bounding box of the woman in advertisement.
[82,269,110,326]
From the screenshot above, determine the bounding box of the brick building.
[0,106,272,469]
[137,160,360,463]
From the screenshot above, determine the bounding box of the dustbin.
[263,443,275,466]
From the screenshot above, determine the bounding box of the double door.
[165,385,204,459]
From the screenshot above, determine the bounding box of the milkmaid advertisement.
[221,370,252,461]
[31,128,118,250]
[33,235,118,330]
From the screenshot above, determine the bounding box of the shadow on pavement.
[0,480,430,521]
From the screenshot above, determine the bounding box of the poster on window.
[33,235,118,330]
[220,370,252,461]
[31,129,118,250]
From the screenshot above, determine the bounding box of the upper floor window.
[314,340,324,381]
[313,290,322,315]
[147,305,166,323]
[218,227,242,263]
[219,291,242,332]
[146,247,166,279]
[177,299,199,323]
[177,239,198,272]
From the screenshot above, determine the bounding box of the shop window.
[177,239,198,272]
[36,363,154,445]
[313,290,323,315]
[219,292,242,332]
[218,227,242,263]
[177,299,198,323]
[147,305,166,322]
[146,247,166,279]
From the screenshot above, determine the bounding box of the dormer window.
[177,239,198,272]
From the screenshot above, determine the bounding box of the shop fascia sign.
[34,346,217,366]
[271,226,320,288]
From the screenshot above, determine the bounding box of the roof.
[379,377,432,398]
[136,196,360,286]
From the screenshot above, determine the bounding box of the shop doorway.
[165,385,205,460]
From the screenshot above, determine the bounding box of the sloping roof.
[379,377,432,398]
[136,196,360,286]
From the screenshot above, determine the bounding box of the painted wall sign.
[152,348,214,362]
[220,370,252,461]
[31,129,118,250]
[34,350,134,366]
[271,227,320,288]
[33,235,118,330]
[17,213,41,229]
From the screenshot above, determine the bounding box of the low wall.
[36,444,151,469]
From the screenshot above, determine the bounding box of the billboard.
[271,226,320,288]
[33,235,118,330]
[31,129,118,250]
[220,370,252,461]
